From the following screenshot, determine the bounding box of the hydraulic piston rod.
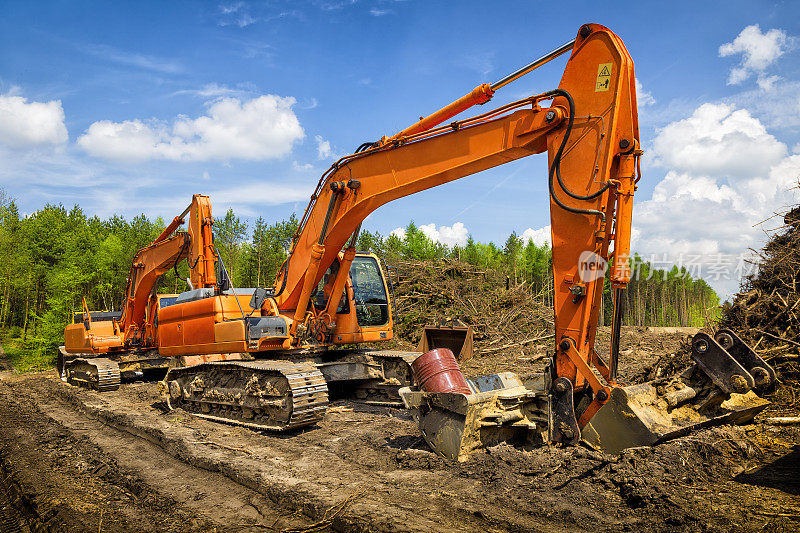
[490,39,575,91]
[382,38,577,144]
[152,202,192,245]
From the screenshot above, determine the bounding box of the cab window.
[350,256,389,327]
[159,296,178,308]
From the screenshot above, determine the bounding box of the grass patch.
[0,330,57,372]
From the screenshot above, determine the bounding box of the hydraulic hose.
[544,88,608,222]
[272,260,289,297]
[355,141,376,153]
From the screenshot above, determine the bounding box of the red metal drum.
[412,348,471,394]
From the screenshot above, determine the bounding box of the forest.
[0,193,719,366]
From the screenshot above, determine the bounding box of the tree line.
[357,223,720,328]
[0,194,719,361]
[0,197,296,358]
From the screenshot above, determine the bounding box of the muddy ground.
[0,327,798,532]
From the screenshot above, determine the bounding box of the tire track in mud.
[11,372,575,532]
[0,382,209,532]
[0,373,322,532]
[0,486,25,533]
[45,379,495,532]
[27,384,322,531]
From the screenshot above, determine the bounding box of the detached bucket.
[412,348,471,394]
[417,321,474,361]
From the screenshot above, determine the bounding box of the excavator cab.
[308,252,393,339]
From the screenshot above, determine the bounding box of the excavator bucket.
[417,321,474,361]
[402,330,776,459]
[581,378,770,453]
[582,329,774,452]
[400,373,550,461]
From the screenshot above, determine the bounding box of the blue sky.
[1,1,799,298]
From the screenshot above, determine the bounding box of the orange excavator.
[63,23,774,454]
[59,197,219,388]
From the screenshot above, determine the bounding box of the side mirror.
[250,287,269,310]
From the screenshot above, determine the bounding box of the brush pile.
[384,259,553,377]
[722,206,800,409]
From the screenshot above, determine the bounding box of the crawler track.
[164,360,328,431]
[64,357,121,391]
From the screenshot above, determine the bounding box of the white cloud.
[725,80,800,130]
[370,8,390,16]
[292,161,314,171]
[419,222,469,247]
[389,222,470,247]
[211,182,311,212]
[719,25,788,85]
[301,98,319,110]
[633,101,800,298]
[522,226,551,247]
[727,67,750,85]
[315,135,332,159]
[171,83,242,99]
[218,2,256,27]
[635,79,655,107]
[319,0,358,11]
[0,147,116,190]
[651,103,786,180]
[78,95,304,163]
[458,51,495,77]
[0,94,69,148]
[756,74,780,90]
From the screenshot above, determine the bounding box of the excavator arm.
[120,194,218,343]
[275,24,638,408]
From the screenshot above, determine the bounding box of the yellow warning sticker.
[596,63,612,92]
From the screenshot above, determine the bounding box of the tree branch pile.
[722,206,800,407]
[385,259,553,377]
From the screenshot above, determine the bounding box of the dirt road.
[0,328,798,532]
